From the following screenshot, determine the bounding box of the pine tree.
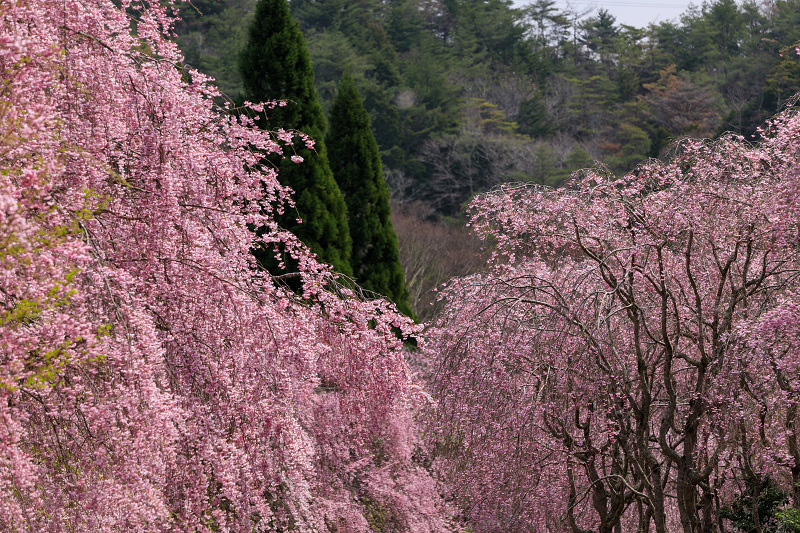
[326,73,412,316]
[239,0,352,276]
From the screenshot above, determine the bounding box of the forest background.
[175,0,800,319]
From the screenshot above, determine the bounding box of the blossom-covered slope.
[0,0,452,531]
[426,106,800,532]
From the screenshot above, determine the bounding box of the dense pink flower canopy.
[0,0,452,530]
[425,110,800,532]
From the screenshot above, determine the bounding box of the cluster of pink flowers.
[425,110,800,532]
[0,0,454,531]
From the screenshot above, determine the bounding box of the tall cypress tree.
[239,0,352,276]
[326,73,412,316]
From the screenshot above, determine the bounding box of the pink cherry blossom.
[0,0,455,530]
[425,107,800,532]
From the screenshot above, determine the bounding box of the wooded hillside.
[176,0,800,217]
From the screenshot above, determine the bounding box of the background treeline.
[174,0,800,317]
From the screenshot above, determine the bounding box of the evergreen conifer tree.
[327,73,412,316]
[239,0,352,276]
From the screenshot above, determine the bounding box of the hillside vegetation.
[4,1,800,531]
[176,0,800,218]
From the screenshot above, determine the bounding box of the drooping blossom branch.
[0,0,454,531]
[425,111,800,533]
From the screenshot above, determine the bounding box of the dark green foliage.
[239,0,352,276]
[579,9,619,63]
[174,0,800,224]
[386,1,425,54]
[517,92,558,138]
[560,146,593,180]
[326,73,412,316]
[451,0,527,67]
[174,0,254,98]
[603,122,650,173]
[721,475,799,533]
[647,126,671,158]
[304,30,369,110]
[675,0,747,70]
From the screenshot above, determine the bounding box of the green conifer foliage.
[239,0,352,276]
[327,73,412,316]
